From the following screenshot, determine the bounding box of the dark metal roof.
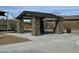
[16,11,61,19]
[0,10,6,16]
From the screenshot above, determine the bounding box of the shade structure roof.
[0,10,6,16]
[16,11,61,19]
[42,16,79,21]
[61,16,79,21]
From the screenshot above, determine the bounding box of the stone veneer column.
[55,18,64,34]
[17,19,24,33]
[32,17,42,36]
[53,18,59,33]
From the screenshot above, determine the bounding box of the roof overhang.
[61,16,79,21]
[16,11,62,19]
[0,11,6,16]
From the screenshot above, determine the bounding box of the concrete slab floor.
[0,31,79,53]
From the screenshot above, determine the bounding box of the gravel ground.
[0,31,79,53]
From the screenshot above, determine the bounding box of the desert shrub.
[8,20,17,31]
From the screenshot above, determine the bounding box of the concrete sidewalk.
[0,32,79,53]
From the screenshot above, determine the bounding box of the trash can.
[66,29,71,33]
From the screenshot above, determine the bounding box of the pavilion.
[16,11,63,36]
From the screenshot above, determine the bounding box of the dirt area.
[0,33,30,45]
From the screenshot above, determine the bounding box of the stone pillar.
[55,20,64,34]
[44,20,48,30]
[54,18,64,34]
[17,19,24,33]
[53,18,59,33]
[32,17,41,36]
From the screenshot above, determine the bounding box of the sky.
[0,6,79,19]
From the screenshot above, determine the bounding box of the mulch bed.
[0,34,30,45]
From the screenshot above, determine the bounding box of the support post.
[53,18,59,33]
[5,12,8,32]
[53,18,63,33]
[32,17,42,36]
[56,20,64,33]
[17,19,24,33]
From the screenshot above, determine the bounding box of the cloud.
[0,6,79,19]
[15,6,79,15]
